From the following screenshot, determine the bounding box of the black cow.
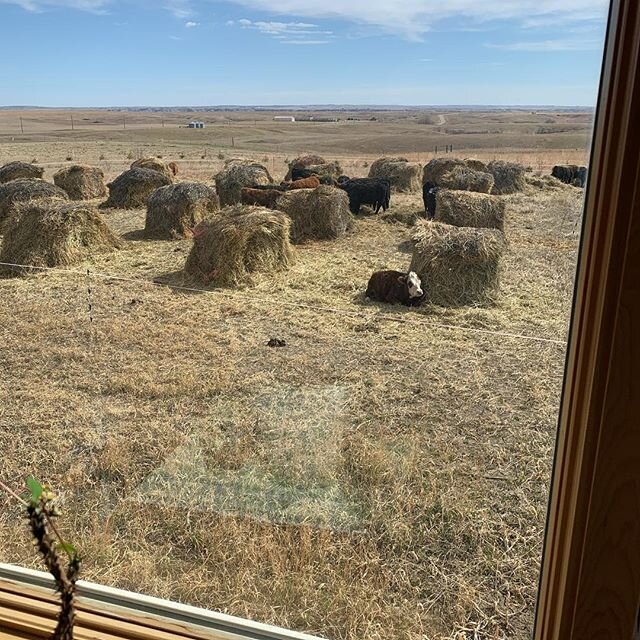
[365,270,425,307]
[291,167,318,181]
[339,177,391,214]
[552,165,588,187]
[422,181,438,219]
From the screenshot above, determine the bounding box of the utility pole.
[123,116,126,130]
[70,114,75,131]
[19,117,24,134]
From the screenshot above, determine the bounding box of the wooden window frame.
[2,1,640,638]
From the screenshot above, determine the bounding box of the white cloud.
[232,17,333,43]
[215,0,608,40]
[486,38,602,51]
[165,0,192,18]
[185,20,199,26]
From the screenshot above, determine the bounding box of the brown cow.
[240,187,282,209]
[168,162,179,176]
[281,176,321,190]
[365,270,425,307]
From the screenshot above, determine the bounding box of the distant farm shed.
[188,121,205,129]
[274,116,296,122]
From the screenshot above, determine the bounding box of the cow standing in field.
[240,187,283,209]
[338,177,391,214]
[422,182,438,219]
[168,162,179,177]
[552,164,588,187]
[280,176,321,190]
[365,270,425,307]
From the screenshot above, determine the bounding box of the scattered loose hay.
[487,161,527,195]
[145,182,220,239]
[184,205,293,286]
[131,157,174,181]
[526,174,568,190]
[422,158,468,186]
[434,189,506,231]
[285,154,327,180]
[0,198,121,276]
[102,168,172,209]
[438,166,495,194]
[215,160,274,207]
[0,178,68,224]
[0,161,44,184]
[381,209,420,226]
[276,185,352,242]
[53,164,107,200]
[410,220,507,307]
[368,157,422,192]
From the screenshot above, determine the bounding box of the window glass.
[0,2,609,638]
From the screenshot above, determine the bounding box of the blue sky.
[0,0,609,106]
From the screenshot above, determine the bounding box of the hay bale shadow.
[121,229,146,241]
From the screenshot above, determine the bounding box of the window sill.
[0,564,320,640]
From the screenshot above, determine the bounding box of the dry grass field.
[0,109,587,639]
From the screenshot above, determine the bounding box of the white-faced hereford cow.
[365,270,425,306]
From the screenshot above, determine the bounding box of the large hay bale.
[214,160,273,207]
[410,220,506,307]
[145,182,219,239]
[276,185,352,243]
[304,161,342,180]
[0,198,121,276]
[422,158,467,186]
[438,166,495,194]
[463,158,488,172]
[487,161,526,194]
[184,205,293,286]
[53,165,107,200]
[0,178,68,224]
[285,154,327,180]
[102,168,172,209]
[368,157,422,192]
[131,157,174,181]
[0,161,44,184]
[434,190,505,231]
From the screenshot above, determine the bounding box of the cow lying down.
[365,270,425,307]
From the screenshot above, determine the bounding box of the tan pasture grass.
[435,189,506,231]
[368,157,422,192]
[0,198,121,276]
[411,220,507,307]
[144,182,219,240]
[487,160,527,195]
[0,178,68,224]
[438,166,495,194]
[131,157,174,181]
[53,164,108,200]
[276,185,352,243]
[103,167,172,209]
[0,166,585,640]
[184,204,293,286]
[215,160,274,207]
[0,161,44,183]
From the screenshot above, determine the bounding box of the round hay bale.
[285,154,327,180]
[131,157,174,181]
[102,168,172,209]
[53,165,107,200]
[214,160,273,207]
[276,185,352,243]
[463,158,488,172]
[368,157,422,192]
[0,161,44,184]
[434,189,506,231]
[184,205,293,286]
[0,198,121,276]
[487,161,526,194]
[422,158,467,186]
[0,178,68,224]
[145,182,220,239]
[304,161,343,180]
[438,166,495,194]
[410,220,507,307]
